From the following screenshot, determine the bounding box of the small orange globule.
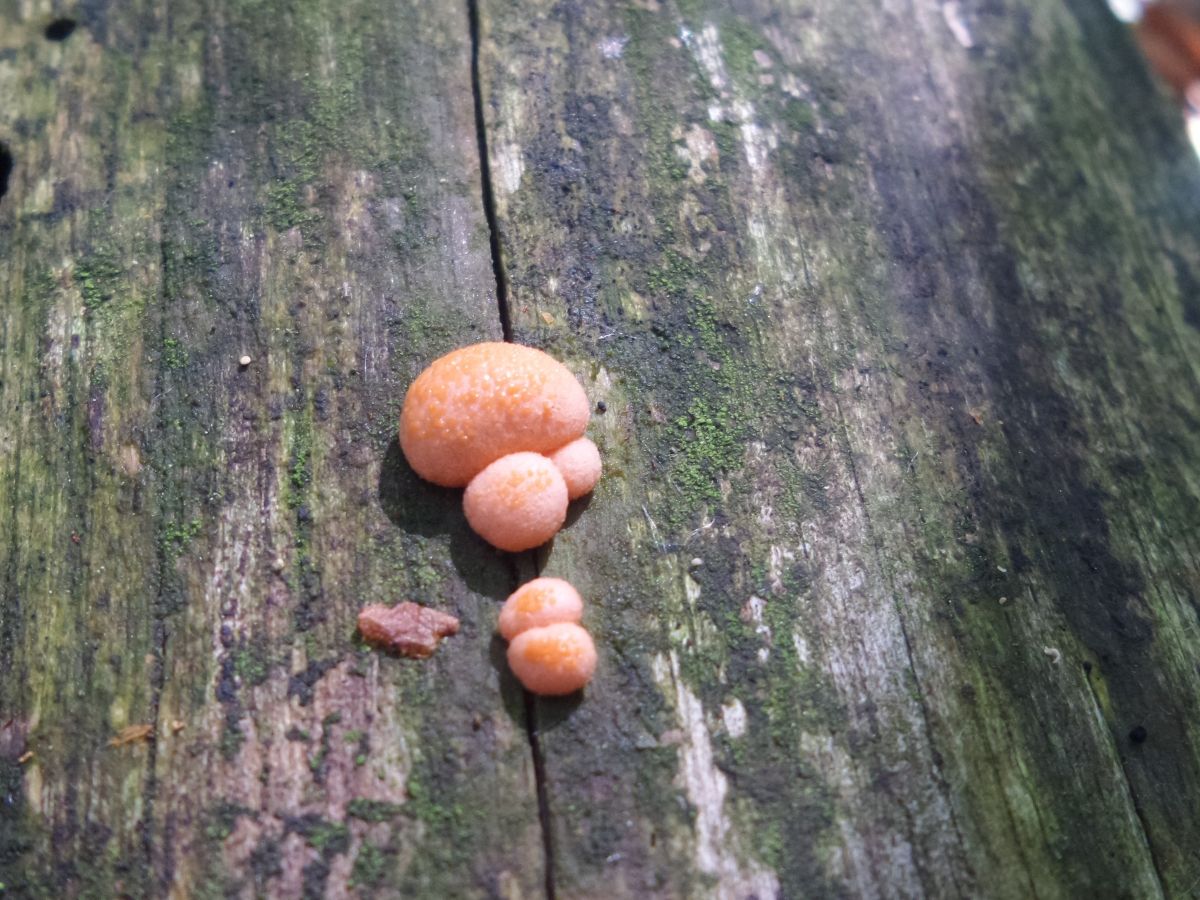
[498,577,584,642]
[463,452,569,552]
[548,437,602,500]
[507,623,597,696]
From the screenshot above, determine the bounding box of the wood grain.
[3,0,1200,896]
[0,0,542,896]
[478,0,1200,896]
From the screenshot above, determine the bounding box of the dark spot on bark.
[1129,725,1147,744]
[249,837,283,887]
[1166,247,1200,329]
[43,18,76,41]
[301,858,330,900]
[216,655,238,702]
[596,400,607,413]
[88,389,105,451]
[287,658,336,706]
[0,144,12,202]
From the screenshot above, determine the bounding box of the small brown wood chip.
[109,724,154,747]
[358,602,460,659]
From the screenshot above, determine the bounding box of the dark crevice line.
[467,0,512,342]
[524,688,556,900]
[1080,652,1170,895]
[524,550,556,900]
[140,212,176,892]
[0,142,13,202]
[143,4,188,853]
[831,395,980,898]
[469,0,553,892]
[501,551,557,900]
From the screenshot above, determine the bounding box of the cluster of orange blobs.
[395,342,603,695]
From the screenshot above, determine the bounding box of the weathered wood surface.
[0,1,542,896]
[3,0,1200,897]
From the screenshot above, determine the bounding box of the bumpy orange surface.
[507,622,597,696]
[400,342,590,487]
[463,452,569,552]
[548,437,602,500]
[498,577,584,641]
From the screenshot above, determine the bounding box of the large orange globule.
[399,342,590,487]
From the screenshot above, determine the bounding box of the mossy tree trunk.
[3,0,1200,897]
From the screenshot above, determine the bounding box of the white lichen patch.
[778,72,805,99]
[768,543,795,595]
[740,595,773,662]
[654,652,779,899]
[332,168,377,252]
[494,141,525,198]
[792,631,811,666]
[664,557,726,667]
[41,271,85,408]
[722,698,748,738]
[740,121,774,174]
[677,123,719,183]
[610,104,636,137]
[680,22,798,286]
[941,2,975,49]
[599,35,629,59]
[681,25,730,94]
[119,443,142,477]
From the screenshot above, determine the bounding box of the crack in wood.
[0,143,12,202]
[1081,666,1169,898]
[141,221,177,892]
[469,0,554,892]
[468,0,512,343]
[831,396,978,897]
[524,687,557,900]
[504,550,557,900]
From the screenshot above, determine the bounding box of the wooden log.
[477,0,1200,897]
[1,0,1199,897]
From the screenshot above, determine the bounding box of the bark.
[2,0,1200,897]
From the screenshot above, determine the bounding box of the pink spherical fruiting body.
[507,622,597,696]
[400,343,589,487]
[498,577,584,642]
[463,452,568,552]
[548,437,602,500]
